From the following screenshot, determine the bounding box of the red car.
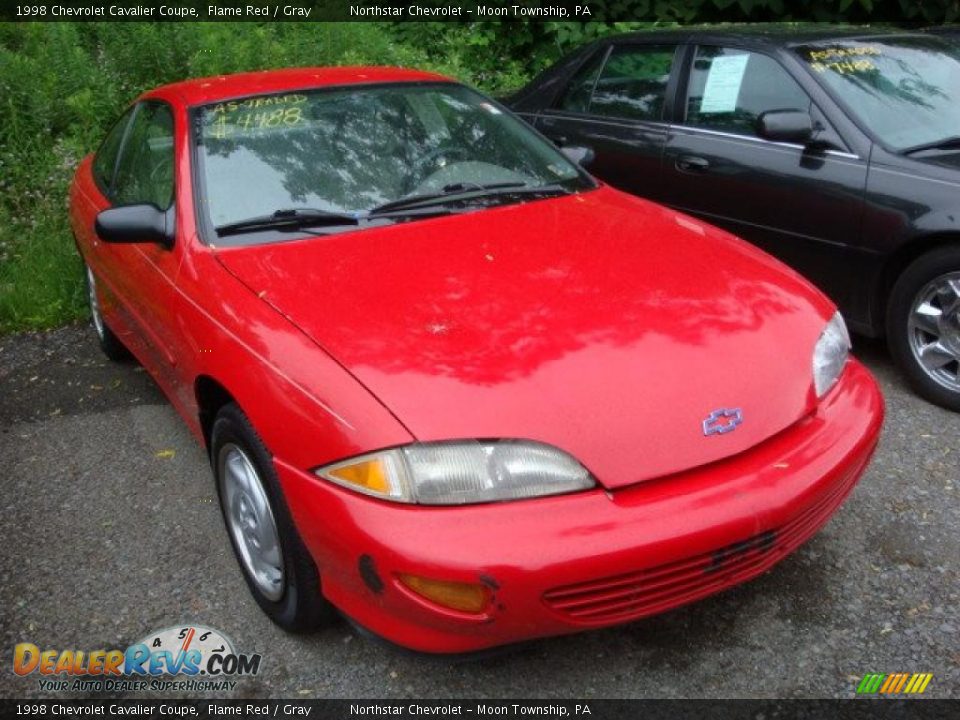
[70,67,884,654]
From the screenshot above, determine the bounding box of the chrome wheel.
[85,265,105,341]
[908,271,960,392]
[218,443,285,601]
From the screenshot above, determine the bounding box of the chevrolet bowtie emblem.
[702,408,743,436]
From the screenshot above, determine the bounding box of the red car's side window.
[113,103,175,210]
[92,106,135,196]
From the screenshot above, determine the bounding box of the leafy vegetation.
[0,11,954,332]
[0,23,452,332]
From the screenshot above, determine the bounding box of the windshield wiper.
[215,184,576,238]
[367,182,570,215]
[215,208,360,237]
[901,136,960,156]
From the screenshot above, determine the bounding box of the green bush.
[0,22,470,334]
[2,20,620,333]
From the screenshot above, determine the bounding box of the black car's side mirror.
[95,204,174,249]
[756,110,814,145]
[561,145,596,168]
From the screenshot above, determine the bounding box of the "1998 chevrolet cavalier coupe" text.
[69,67,883,653]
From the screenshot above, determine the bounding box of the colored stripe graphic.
[912,674,933,694]
[857,674,885,693]
[879,674,897,693]
[857,673,932,694]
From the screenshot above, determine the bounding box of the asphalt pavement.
[0,323,957,699]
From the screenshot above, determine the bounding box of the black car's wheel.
[84,264,129,361]
[887,246,960,412]
[211,403,334,632]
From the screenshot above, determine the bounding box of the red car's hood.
[215,187,834,487]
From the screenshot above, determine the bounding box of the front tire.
[84,264,129,361]
[211,403,334,632]
[887,246,960,412]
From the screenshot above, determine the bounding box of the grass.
[0,214,87,334]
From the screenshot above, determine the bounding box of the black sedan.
[510,27,960,411]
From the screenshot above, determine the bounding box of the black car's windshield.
[194,83,592,243]
[794,37,960,152]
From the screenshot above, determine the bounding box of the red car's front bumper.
[277,359,883,653]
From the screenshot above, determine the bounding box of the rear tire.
[887,246,960,412]
[211,403,334,632]
[84,264,129,362]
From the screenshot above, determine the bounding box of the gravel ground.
[0,323,957,699]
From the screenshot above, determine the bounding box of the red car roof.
[143,66,453,106]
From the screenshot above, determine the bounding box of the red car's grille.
[542,464,863,624]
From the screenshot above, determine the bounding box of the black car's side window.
[113,102,175,209]
[558,51,606,113]
[588,45,677,121]
[559,45,677,121]
[686,47,811,138]
[92,107,135,195]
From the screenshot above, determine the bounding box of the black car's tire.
[887,246,960,412]
[211,403,334,632]
[84,264,130,362]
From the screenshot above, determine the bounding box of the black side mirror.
[756,110,814,145]
[95,204,174,248]
[561,145,595,168]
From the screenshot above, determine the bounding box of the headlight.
[812,311,851,397]
[315,440,596,505]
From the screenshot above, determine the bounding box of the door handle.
[676,155,710,173]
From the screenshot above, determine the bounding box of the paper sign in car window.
[700,54,750,114]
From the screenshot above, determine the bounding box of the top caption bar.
[2,0,606,22]
[4,0,952,22]
[0,0,957,25]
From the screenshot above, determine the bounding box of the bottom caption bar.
[1,700,956,720]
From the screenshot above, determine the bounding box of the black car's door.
[531,43,683,204]
[662,45,870,318]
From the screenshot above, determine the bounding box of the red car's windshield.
[193,82,592,243]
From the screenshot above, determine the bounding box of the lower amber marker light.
[397,574,491,614]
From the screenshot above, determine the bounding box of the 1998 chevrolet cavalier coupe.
[69,67,884,653]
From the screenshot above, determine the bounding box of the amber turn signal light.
[397,574,491,614]
[326,458,391,494]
